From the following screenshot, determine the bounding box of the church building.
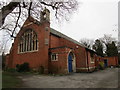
[5,8,118,74]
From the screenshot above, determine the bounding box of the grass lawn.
[0,70,2,89]
[2,71,23,88]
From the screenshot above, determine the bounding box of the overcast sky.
[51,0,119,41]
[0,0,119,54]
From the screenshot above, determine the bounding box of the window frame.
[90,53,94,63]
[90,57,94,63]
[51,53,58,61]
[18,29,39,54]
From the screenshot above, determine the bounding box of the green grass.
[2,72,23,88]
[0,70,2,89]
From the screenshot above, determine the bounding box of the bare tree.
[99,34,116,45]
[0,0,79,28]
[0,0,79,54]
[79,38,94,49]
[99,34,118,55]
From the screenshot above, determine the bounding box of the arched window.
[18,29,38,53]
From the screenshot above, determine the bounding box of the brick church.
[5,8,118,74]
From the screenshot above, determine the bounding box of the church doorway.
[68,52,76,73]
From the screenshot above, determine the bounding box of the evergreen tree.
[93,39,103,56]
[106,41,118,56]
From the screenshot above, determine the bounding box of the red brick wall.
[6,17,88,74]
[104,56,118,66]
[6,17,50,73]
[94,56,118,68]
[49,35,60,48]
[49,47,70,74]
[86,51,96,72]
[7,17,116,74]
[95,55,104,68]
[75,47,87,72]
[49,34,87,72]
[6,44,14,68]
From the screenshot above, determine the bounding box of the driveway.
[18,68,119,88]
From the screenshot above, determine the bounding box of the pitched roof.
[50,28,103,56]
[24,17,87,48]
[23,16,94,52]
[50,28,86,48]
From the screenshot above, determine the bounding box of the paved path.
[18,68,119,88]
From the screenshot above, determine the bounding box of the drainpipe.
[86,51,89,72]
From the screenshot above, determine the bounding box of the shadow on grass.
[2,71,23,88]
[0,70,2,89]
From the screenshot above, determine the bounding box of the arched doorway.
[68,52,76,73]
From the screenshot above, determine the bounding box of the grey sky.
[51,0,119,41]
[0,0,119,54]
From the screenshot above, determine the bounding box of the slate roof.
[26,16,87,48]
[23,16,95,53]
[50,28,104,56]
[50,28,86,48]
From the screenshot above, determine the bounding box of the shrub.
[98,62,105,70]
[2,63,5,70]
[2,54,6,71]
[116,65,120,68]
[16,62,30,72]
[16,64,20,71]
[7,68,16,72]
[38,66,44,74]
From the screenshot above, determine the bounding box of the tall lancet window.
[18,29,38,53]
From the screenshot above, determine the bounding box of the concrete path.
[18,68,119,88]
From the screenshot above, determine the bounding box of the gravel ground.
[18,68,119,88]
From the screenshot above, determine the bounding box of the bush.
[2,63,5,70]
[2,54,6,70]
[38,66,44,74]
[116,65,120,68]
[7,68,16,72]
[16,62,30,72]
[98,62,105,70]
[16,64,19,71]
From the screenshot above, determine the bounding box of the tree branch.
[1,1,20,26]
[28,2,32,17]
[11,3,21,38]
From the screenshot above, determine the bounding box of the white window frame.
[18,29,38,54]
[51,53,58,61]
[90,57,94,63]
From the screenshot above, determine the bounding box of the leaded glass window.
[18,29,38,53]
